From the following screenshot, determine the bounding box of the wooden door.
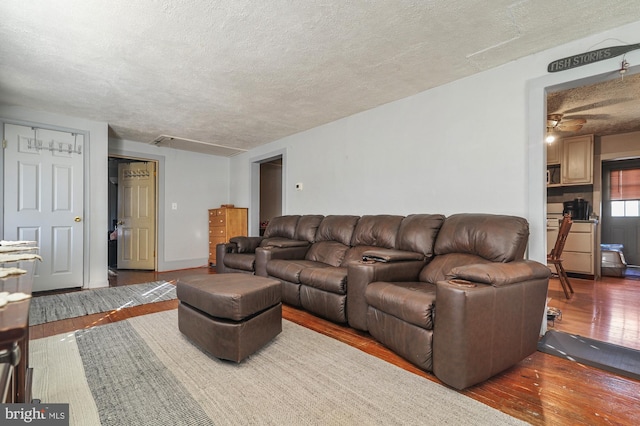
[116,162,156,270]
[3,123,84,291]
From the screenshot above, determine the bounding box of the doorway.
[259,157,283,235]
[540,65,640,351]
[108,156,158,272]
[250,150,286,236]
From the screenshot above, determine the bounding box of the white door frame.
[1,118,90,288]
[108,151,161,271]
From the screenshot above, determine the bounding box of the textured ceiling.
[547,71,640,138]
[2,1,640,155]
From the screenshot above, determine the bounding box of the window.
[610,168,640,217]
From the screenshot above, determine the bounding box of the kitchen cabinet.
[208,206,248,266]
[561,135,593,185]
[546,135,594,186]
[546,139,561,165]
[562,221,596,276]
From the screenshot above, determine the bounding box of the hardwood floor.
[547,274,640,351]
[30,268,640,425]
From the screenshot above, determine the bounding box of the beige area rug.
[30,310,526,425]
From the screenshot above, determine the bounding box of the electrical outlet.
[296,183,303,191]
[172,203,178,210]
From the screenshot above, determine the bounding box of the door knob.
[117,220,124,226]
[74,216,82,222]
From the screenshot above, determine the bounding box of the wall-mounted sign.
[548,43,640,73]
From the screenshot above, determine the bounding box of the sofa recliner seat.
[217,215,323,275]
[363,214,551,389]
[265,214,408,323]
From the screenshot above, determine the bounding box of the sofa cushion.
[299,267,348,294]
[396,214,445,256]
[267,259,328,283]
[263,215,300,239]
[306,241,349,267]
[294,215,324,242]
[223,253,256,271]
[434,214,529,262]
[350,215,403,249]
[315,215,360,246]
[419,253,491,284]
[365,281,436,330]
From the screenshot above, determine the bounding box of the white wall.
[109,139,230,271]
[601,131,640,159]
[230,20,640,263]
[0,105,109,288]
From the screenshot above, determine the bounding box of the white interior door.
[117,161,156,270]
[3,123,84,291]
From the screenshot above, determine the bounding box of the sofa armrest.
[262,238,310,248]
[446,260,551,286]
[361,248,425,263]
[215,242,238,273]
[347,260,425,331]
[432,264,549,389]
[230,236,263,253]
[254,245,311,277]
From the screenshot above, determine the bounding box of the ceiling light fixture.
[545,134,556,144]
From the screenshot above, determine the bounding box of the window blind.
[610,168,640,200]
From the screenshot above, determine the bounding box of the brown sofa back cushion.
[350,215,403,249]
[434,214,529,262]
[315,215,360,246]
[262,215,300,240]
[395,214,445,257]
[306,241,349,267]
[294,215,324,242]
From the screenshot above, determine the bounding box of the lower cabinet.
[563,222,595,276]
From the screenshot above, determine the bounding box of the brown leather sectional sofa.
[216,213,550,389]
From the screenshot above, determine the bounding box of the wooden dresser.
[208,206,248,266]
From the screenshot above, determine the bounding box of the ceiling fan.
[547,113,586,132]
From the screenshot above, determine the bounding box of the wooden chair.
[548,214,574,299]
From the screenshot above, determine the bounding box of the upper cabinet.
[547,134,594,186]
[547,138,562,165]
[561,135,593,185]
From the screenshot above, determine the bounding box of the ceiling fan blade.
[557,124,584,132]
[560,118,586,126]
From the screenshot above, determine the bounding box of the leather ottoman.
[176,274,282,362]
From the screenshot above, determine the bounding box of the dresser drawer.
[209,238,226,255]
[209,227,226,238]
[209,215,227,227]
